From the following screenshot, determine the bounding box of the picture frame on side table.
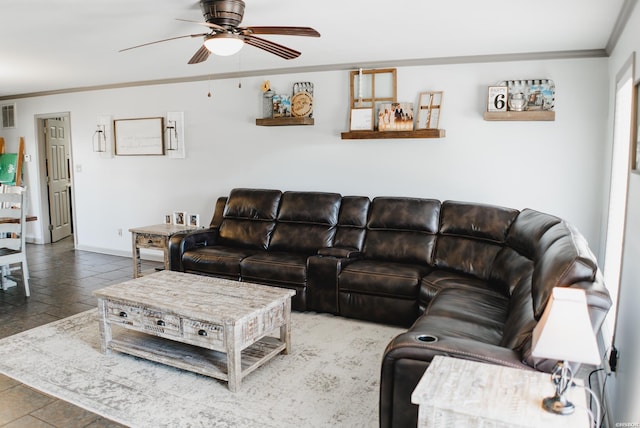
[189,214,200,228]
[487,86,508,112]
[164,214,172,225]
[173,211,187,226]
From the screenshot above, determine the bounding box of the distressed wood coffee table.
[95,270,296,392]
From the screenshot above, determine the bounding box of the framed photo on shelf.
[173,211,187,226]
[416,92,443,129]
[350,108,374,131]
[189,214,200,228]
[378,103,414,131]
[164,214,172,225]
[272,94,291,118]
[487,86,508,112]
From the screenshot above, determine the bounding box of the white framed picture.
[350,108,373,131]
[173,211,187,226]
[189,214,200,228]
[164,214,172,225]
[487,86,508,112]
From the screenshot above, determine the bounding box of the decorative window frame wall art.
[349,68,397,130]
[114,117,165,156]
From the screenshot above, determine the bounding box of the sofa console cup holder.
[416,334,438,343]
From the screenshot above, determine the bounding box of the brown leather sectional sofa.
[168,187,611,428]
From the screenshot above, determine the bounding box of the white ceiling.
[0,0,628,98]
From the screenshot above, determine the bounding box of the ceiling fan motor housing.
[201,0,245,27]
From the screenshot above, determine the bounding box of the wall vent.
[1,104,16,128]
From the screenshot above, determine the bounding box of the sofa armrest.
[383,333,529,370]
[317,246,362,258]
[379,334,532,428]
[168,227,220,271]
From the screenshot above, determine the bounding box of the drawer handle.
[157,320,166,326]
[119,311,127,318]
[148,239,153,244]
[198,329,207,336]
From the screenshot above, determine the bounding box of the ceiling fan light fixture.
[204,33,244,56]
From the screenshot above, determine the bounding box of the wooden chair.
[0,186,30,296]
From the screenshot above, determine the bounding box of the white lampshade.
[531,287,601,365]
[204,34,244,56]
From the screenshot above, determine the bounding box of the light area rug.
[0,309,403,428]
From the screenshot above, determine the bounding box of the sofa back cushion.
[531,221,599,318]
[435,201,519,281]
[506,208,561,259]
[332,196,370,251]
[218,188,282,250]
[363,197,440,264]
[269,191,341,253]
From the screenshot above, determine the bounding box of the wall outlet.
[608,346,619,373]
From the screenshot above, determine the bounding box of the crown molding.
[0,49,608,101]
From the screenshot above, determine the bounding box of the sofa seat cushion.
[182,246,256,278]
[339,260,432,298]
[414,287,509,344]
[240,252,309,286]
[420,270,503,308]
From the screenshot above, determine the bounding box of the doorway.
[35,113,74,244]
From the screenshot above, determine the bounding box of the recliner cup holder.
[416,334,438,343]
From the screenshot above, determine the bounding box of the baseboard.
[74,245,164,262]
[74,245,130,258]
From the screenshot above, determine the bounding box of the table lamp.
[531,287,601,415]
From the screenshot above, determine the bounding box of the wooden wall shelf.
[256,117,314,126]
[341,129,446,140]
[483,111,555,121]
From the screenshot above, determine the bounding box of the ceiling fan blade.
[243,35,301,60]
[119,33,208,52]
[188,45,211,64]
[175,18,226,32]
[241,26,320,37]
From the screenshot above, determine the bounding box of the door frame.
[34,112,77,246]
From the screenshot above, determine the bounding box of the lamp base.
[542,394,575,415]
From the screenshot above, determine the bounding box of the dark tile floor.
[0,237,162,427]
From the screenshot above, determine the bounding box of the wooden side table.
[129,224,196,278]
[411,356,590,428]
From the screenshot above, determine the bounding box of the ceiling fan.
[120,0,320,64]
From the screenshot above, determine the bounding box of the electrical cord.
[572,381,601,428]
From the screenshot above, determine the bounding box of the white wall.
[1,57,609,259]
[602,1,640,424]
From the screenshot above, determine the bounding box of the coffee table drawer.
[142,309,181,338]
[182,319,224,349]
[136,233,165,249]
[106,301,142,328]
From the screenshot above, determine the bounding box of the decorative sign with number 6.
[487,86,508,112]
